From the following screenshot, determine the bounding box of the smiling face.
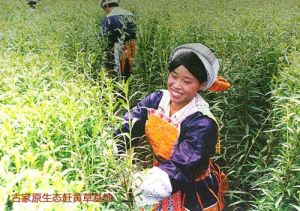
[167,65,203,110]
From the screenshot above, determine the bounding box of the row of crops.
[0,0,299,210]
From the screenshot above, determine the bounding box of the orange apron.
[145,108,180,162]
[120,39,137,75]
[144,108,226,211]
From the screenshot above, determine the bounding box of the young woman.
[115,43,230,210]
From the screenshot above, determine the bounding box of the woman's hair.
[168,51,207,83]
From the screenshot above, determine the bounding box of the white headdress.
[169,43,219,90]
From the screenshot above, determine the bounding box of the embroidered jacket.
[100,7,137,47]
[115,90,219,210]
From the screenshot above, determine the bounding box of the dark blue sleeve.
[114,91,163,152]
[158,114,218,192]
[101,15,127,43]
[100,17,115,45]
[100,17,110,37]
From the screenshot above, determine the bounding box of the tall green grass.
[0,1,133,210]
[0,0,299,210]
[252,44,300,211]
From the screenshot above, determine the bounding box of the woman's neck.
[169,102,186,117]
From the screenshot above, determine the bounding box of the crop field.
[0,0,299,210]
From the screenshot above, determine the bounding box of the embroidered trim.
[147,108,180,128]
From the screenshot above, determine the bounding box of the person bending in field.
[99,0,137,81]
[114,43,230,210]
